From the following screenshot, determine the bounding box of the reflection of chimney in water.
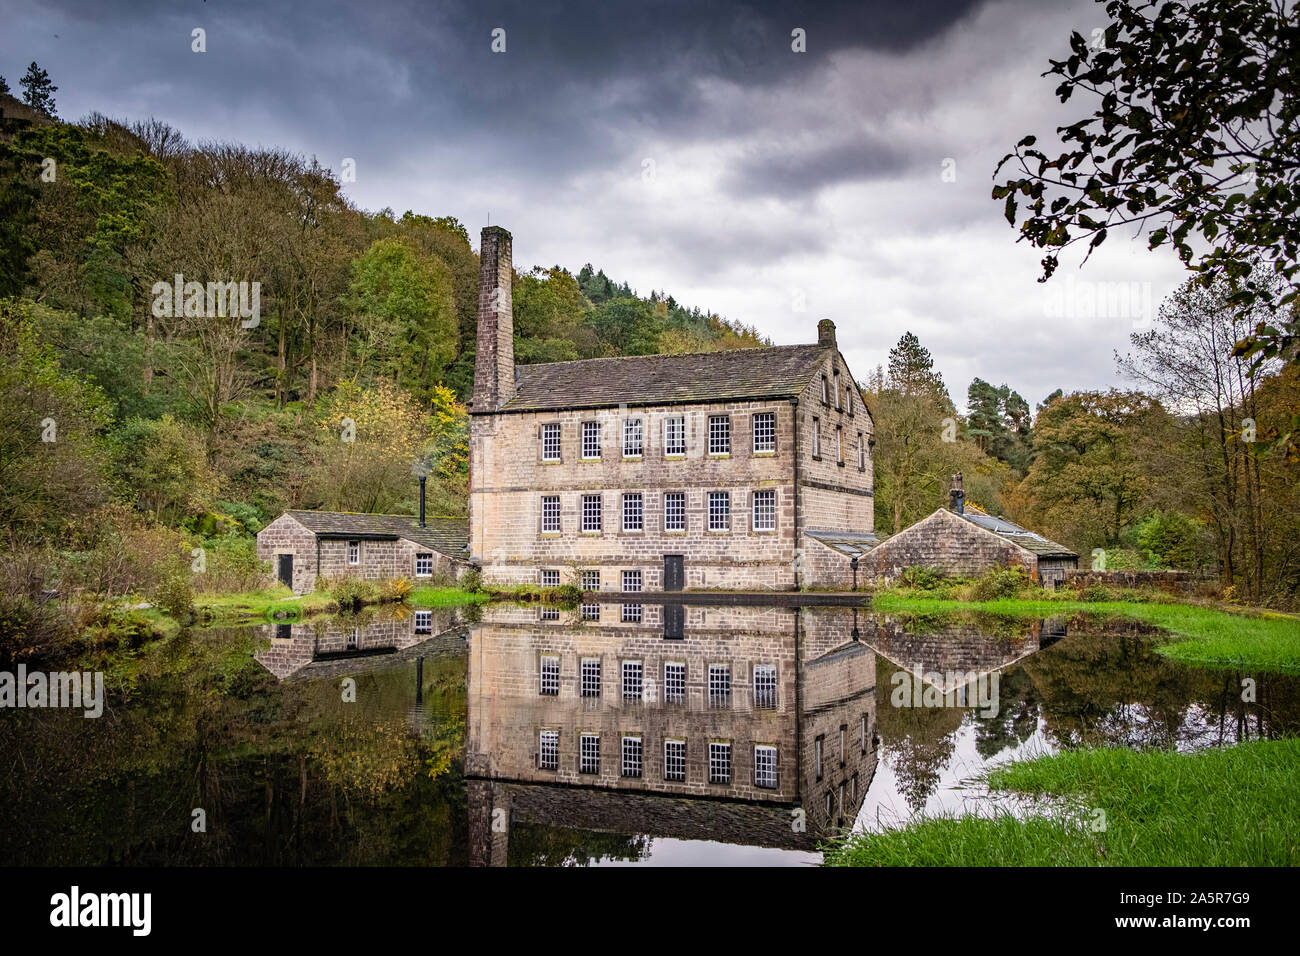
[419,474,427,527]
[949,472,964,515]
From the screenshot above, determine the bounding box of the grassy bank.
[410,585,491,607]
[871,594,1300,673]
[825,738,1300,866]
[194,586,336,624]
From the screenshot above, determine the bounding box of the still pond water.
[2,601,1296,866]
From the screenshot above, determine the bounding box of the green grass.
[825,738,1300,866]
[193,586,335,624]
[871,594,1300,673]
[410,586,490,607]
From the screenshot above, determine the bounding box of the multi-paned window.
[664,662,685,702]
[708,742,732,784]
[581,494,602,532]
[708,415,730,455]
[580,658,601,697]
[622,493,643,531]
[539,730,558,770]
[541,495,560,533]
[539,606,560,621]
[754,745,778,789]
[665,416,686,456]
[415,552,434,577]
[347,540,360,565]
[663,492,685,531]
[414,610,433,634]
[580,570,600,620]
[579,734,600,774]
[753,411,776,453]
[664,740,686,781]
[622,660,643,700]
[621,736,643,778]
[621,569,642,623]
[812,418,821,457]
[539,655,560,695]
[708,491,730,531]
[708,664,731,707]
[623,418,643,457]
[540,569,560,588]
[581,421,601,459]
[541,422,561,461]
[754,664,777,708]
[752,490,776,532]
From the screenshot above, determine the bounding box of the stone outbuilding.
[860,478,1077,587]
[256,510,470,594]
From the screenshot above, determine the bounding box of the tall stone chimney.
[473,225,515,411]
[949,472,965,515]
[818,319,836,347]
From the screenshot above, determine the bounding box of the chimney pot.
[817,319,836,347]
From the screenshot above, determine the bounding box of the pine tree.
[0,74,10,96]
[19,62,57,117]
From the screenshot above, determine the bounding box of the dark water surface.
[2,601,1296,866]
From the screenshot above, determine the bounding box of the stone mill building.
[468,225,878,593]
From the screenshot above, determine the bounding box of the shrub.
[900,566,946,590]
[1081,581,1114,602]
[380,576,413,602]
[969,565,1031,601]
[459,567,483,593]
[155,573,195,621]
[331,577,381,612]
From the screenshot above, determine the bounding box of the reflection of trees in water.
[506,824,649,867]
[875,656,963,813]
[971,665,1042,760]
[0,625,472,865]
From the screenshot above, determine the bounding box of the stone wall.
[1063,568,1217,596]
[859,508,1039,584]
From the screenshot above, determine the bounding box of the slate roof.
[283,511,468,559]
[805,529,882,559]
[495,343,834,413]
[959,505,1077,559]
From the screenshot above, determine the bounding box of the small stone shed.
[256,511,470,594]
[859,503,1078,587]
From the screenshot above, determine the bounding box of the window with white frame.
[540,569,560,588]
[622,493,643,531]
[665,416,686,456]
[752,490,776,532]
[622,660,643,700]
[708,664,731,706]
[858,433,865,470]
[539,655,560,695]
[754,745,778,789]
[622,603,642,623]
[414,610,433,635]
[708,742,732,784]
[707,491,730,531]
[539,730,558,770]
[812,417,821,457]
[846,390,854,415]
[415,552,433,577]
[581,494,602,532]
[622,569,642,593]
[663,492,685,531]
[664,662,685,702]
[623,418,643,457]
[754,664,777,708]
[833,371,841,409]
[753,411,776,453]
[821,376,829,403]
[541,422,561,461]
[541,495,560,533]
[708,415,730,454]
[539,606,559,621]
[581,420,601,459]
[580,570,599,620]
[580,658,601,697]
[579,734,600,774]
[621,570,642,623]
[836,425,843,463]
[664,739,686,781]
[621,736,643,778]
[347,540,360,565]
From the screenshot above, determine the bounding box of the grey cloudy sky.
[1,0,1192,409]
